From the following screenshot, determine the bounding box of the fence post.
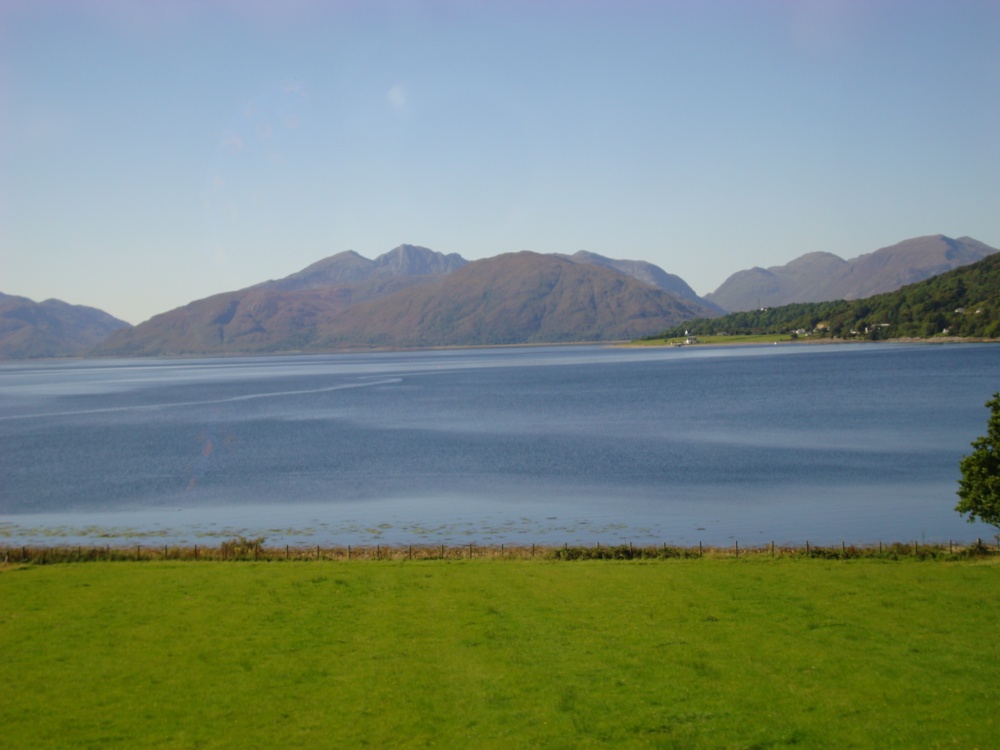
[194,545,198,560]
[699,541,703,557]
[805,540,810,556]
[735,540,739,558]
[136,544,140,561]
[771,541,774,557]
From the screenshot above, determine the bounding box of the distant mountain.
[261,244,467,291]
[0,292,131,359]
[561,251,726,314]
[96,244,463,356]
[310,252,720,348]
[654,251,1000,341]
[96,248,719,356]
[707,235,998,312]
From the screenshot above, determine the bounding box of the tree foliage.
[649,253,1000,340]
[956,393,1000,530]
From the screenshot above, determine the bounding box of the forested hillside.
[651,252,1000,341]
[705,235,995,312]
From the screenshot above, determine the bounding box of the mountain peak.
[266,250,376,290]
[708,235,997,311]
[374,245,468,276]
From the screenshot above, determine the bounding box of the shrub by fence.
[2,537,996,565]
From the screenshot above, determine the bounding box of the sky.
[2,0,999,325]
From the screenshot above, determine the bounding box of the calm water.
[1,343,998,546]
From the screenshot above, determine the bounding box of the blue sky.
[2,1,999,324]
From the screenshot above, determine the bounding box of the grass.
[2,557,999,748]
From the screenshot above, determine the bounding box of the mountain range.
[3,235,996,358]
[658,249,1000,341]
[706,235,996,312]
[95,246,720,356]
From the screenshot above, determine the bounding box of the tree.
[956,393,1000,530]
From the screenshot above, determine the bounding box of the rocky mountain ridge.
[95,247,721,356]
[4,235,996,358]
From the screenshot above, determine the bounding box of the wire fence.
[2,537,997,564]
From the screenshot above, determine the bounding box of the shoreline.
[627,335,1000,348]
[4,538,997,564]
[4,335,998,363]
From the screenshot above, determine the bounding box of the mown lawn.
[2,558,998,748]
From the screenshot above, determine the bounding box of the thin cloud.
[220,132,244,152]
[386,85,407,112]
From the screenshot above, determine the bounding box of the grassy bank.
[2,538,995,563]
[3,557,998,748]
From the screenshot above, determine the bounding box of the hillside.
[95,245,460,356]
[0,292,131,359]
[559,251,726,314]
[652,251,1000,341]
[97,249,720,355]
[311,252,719,348]
[706,235,997,312]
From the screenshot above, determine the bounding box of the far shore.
[5,335,999,363]
[626,334,999,348]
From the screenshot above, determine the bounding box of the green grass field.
[3,558,998,748]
